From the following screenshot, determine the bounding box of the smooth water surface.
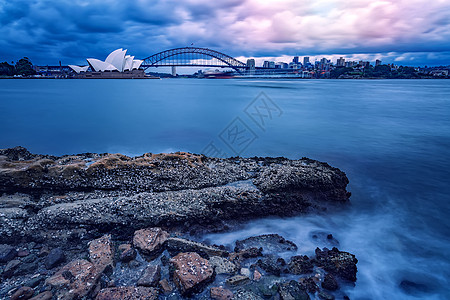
[1,79,450,299]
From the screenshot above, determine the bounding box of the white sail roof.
[105,49,127,72]
[69,65,89,73]
[80,49,143,73]
[124,55,134,71]
[132,59,143,70]
[87,58,118,72]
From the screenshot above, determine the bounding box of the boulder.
[318,291,335,300]
[118,244,136,263]
[10,286,34,300]
[45,259,99,300]
[88,234,114,274]
[235,234,297,253]
[322,273,339,291]
[96,286,158,300]
[133,228,169,259]
[209,256,238,275]
[170,252,214,296]
[278,280,310,300]
[210,286,233,300]
[45,248,65,269]
[0,244,17,263]
[314,247,358,282]
[2,259,20,278]
[298,277,319,293]
[158,279,173,294]
[166,237,227,258]
[256,256,286,276]
[287,255,313,274]
[137,265,161,287]
[29,291,53,300]
[225,275,250,286]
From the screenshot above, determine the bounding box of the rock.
[166,237,227,258]
[38,246,49,258]
[3,259,20,278]
[88,234,114,274]
[210,286,233,300]
[137,265,161,287]
[318,291,335,300]
[158,279,172,294]
[10,286,34,300]
[314,247,358,282]
[240,267,251,277]
[253,269,262,281]
[0,244,17,263]
[287,255,313,274]
[309,231,340,247]
[278,280,310,300]
[24,275,46,288]
[45,259,99,300]
[170,252,214,296]
[96,286,158,300]
[225,275,250,286]
[133,228,169,259]
[209,256,238,275]
[17,250,30,257]
[45,248,65,269]
[233,289,264,300]
[118,244,136,262]
[322,273,339,291]
[235,234,298,253]
[256,256,286,276]
[229,247,263,263]
[298,277,319,293]
[29,291,53,300]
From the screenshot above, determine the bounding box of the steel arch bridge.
[141,47,247,72]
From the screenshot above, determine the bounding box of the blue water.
[1,79,450,299]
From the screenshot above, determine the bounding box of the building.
[293,56,299,64]
[303,57,310,66]
[246,59,255,69]
[375,59,382,66]
[336,57,345,67]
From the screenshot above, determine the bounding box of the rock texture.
[133,228,169,259]
[0,147,350,244]
[95,286,158,300]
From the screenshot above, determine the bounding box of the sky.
[1,0,450,67]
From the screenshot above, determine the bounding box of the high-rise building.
[263,61,270,68]
[246,59,255,69]
[375,59,382,66]
[303,57,310,66]
[293,56,299,64]
[336,57,345,67]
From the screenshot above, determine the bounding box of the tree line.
[0,57,36,76]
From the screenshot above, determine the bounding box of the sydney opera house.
[69,49,149,78]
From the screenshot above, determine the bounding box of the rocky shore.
[0,147,355,299]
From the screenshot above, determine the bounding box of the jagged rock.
[88,234,114,274]
[10,286,34,300]
[229,247,263,264]
[118,244,136,262]
[225,275,250,286]
[287,255,313,274]
[96,286,158,300]
[137,265,161,287]
[232,289,264,300]
[310,231,340,247]
[3,259,20,278]
[166,237,227,258]
[209,256,238,274]
[235,234,297,253]
[322,273,339,291]
[158,279,172,294]
[299,277,319,293]
[256,256,286,276]
[170,252,214,296]
[0,244,17,263]
[318,291,335,300]
[210,286,233,300]
[45,259,99,300]
[29,291,53,300]
[133,228,169,259]
[314,247,358,282]
[278,280,310,300]
[253,269,262,281]
[45,248,65,269]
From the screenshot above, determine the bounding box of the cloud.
[1,0,450,66]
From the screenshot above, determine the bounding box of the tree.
[0,62,15,76]
[14,57,36,76]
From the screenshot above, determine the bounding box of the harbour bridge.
[141,47,248,72]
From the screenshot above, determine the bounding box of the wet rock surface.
[0,147,350,243]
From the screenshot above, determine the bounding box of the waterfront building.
[293,56,299,64]
[376,59,382,66]
[69,49,143,73]
[303,57,310,66]
[337,57,345,67]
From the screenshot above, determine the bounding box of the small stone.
[10,286,34,300]
[170,252,215,295]
[18,250,30,257]
[29,291,53,300]
[0,244,17,263]
[24,275,46,288]
[322,273,339,291]
[45,248,65,269]
[133,228,169,259]
[137,265,161,287]
[118,244,136,263]
[3,259,21,278]
[38,246,49,258]
[159,279,172,294]
[318,291,335,300]
[209,256,238,275]
[210,286,233,300]
[88,234,114,274]
[253,269,262,281]
[96,286,158,300]
[225,275,250,286]
[240,268,251,277]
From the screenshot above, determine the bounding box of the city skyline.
[1,0,450,66]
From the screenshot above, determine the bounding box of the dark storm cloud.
[1,0,450,66]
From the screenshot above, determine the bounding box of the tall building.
[246,59,255,69]
[303,57,310,66]
[293,56,299,64]
[375,59,382,66]
[336,57,345,67]
[263,61,270,68]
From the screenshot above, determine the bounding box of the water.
[1,79,450,299]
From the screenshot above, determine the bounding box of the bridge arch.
[141,47,247,72]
